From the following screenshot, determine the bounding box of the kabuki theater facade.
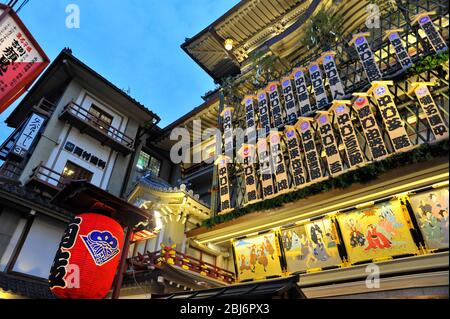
[0,0,449,299]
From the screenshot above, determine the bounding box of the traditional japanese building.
[128,0,449,299]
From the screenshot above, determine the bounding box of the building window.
[137,151,161,176]
[89,104,113,132]
[60,160,93,187]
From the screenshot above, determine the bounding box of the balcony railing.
[27,163,68,194]
[59,101,135,154]
[128,248,235,285]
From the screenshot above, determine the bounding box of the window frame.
[136,150,162,177]
[88,103,114,132]
[60,160,94,187]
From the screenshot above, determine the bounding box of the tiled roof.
[0,272,54,299]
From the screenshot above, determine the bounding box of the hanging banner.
[0,5,50,114]
[295,118,323,182]
[315,111,344,176]
[233,232,283,282]
[408,82,449,142]
[369,81,413,153]
[267,82,284,129]
[349,33,382,83]
[268,131,290,194]
[337,199,419,264]
[257,89,271,135]
[284,125,308,188]
[11,112,46,158]
[257,137,275,199]
[331,101,366,169]
[292,67,313,116]
[242,96,257,143]
[220,106,234,157]
[281,76,298,123]
[238,144,259,205]
[384,29,413,70]
[412,12,448,54]
[308,61,329,110]
[215,155,232,213]
[281,216,343,273]
[352,93,389,161]
[321,52,345,100]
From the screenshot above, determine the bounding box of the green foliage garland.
[407,51,449,75]
[203,140,449,228]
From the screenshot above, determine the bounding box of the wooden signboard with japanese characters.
[412,12,448,54]
[0,5,50,113]
[295,118,323,183]
[242,96,257,143]
[221,106,234,157]
[308,61,328,110]
[384,29,413,70]
[284,125,307,188]
[408,82,449,142]
[292,67,312,116]
[349,33,382,83]
[266,82,284,129]
[331,101,366,169]
[215,155,232,214]
[257,137,275,199]
[11,112,46,158]
[280,76,298,123]
[352,93,389,161]
[238,144,259,205]
[257,89,271,136]
[369,81,414,153]
[321,52,345,101]
[315,111,344,176]
[268,131,290,194]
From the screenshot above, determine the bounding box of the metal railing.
[0,161,22,180]
[28,163,67,190]
[60,101,135,148]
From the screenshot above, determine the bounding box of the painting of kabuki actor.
[409,187,449,250]
[233,232,283,281]
[337,199,419,264]
[281,217,342,273]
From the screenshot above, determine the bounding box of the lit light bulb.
[224,38,234,51]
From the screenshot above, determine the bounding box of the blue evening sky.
[0,0,240,142]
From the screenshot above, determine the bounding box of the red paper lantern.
[49,213,124,299]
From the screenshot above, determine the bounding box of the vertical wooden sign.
[267,82,284,129]
[284,125,308,188]
[292,67,313,116]
[238,144,259,205]
[408,82,449,142]
[257,138,275,199]
[281,76,299,123]
[215,155,232,213]
[268,131,290,194]
[349,33,382,83]
[330,100,366,169]
[321,51,345,100]
[308,61,329,110]
[384,29,413,69]
[295,118,323,182]
[242,96,257,143]
[352,93,389,161]
[257,89,271,135]
[221,106,234,157]
[369,81,413,153]
[412,12,448,53]
[315,111,345,176]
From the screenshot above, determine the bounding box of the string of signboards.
[215,15,449,214]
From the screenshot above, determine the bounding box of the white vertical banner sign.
[281,76,299,123]
[369,81,414,153]
[238,144,260,205]
[242,96,257,143]
[408,82,449,142]
[268,131,290,194]
[284,126,308,188]
[257,89,271,135]
[215,155,232,213]
[292,67,313,116]
[321,51,345,100]
[315,111,345,176]
[12,112,46,158]
[308,61,329,110]
[384,29,413,69]
[331,101,366,169]
[295,118,324,182]
[266,82,284,129]
[256,137,275,199]
[221,106,234,158]
[412,12,448,53]
[352,93,389,161]
[349,33,382,83]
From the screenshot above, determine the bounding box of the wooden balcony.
[59,101,135,155]
[128,246,235,285]
[26,163,69,195]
